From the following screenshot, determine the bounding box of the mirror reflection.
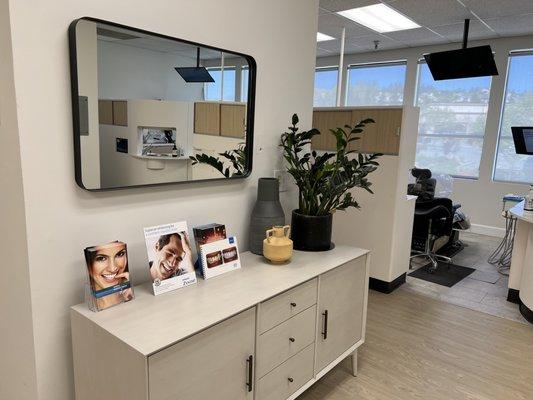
[71,18,254,190]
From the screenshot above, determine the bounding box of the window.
[494,53,533,184]
[414,62,491,178]
[205,67,236,101]
[241,66,249,102]
[345,62,406,106]
[314,67,338,107]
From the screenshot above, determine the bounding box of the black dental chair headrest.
[411,168,432,181]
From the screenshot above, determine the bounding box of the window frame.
[313,65,339,107]
[492,50,533,185]
[345,60,407,107]
[204,66,237,101]
[414,59,492,180]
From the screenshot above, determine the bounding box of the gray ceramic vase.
[250,178,285,255]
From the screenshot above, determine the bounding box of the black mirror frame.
[68,17,256,191]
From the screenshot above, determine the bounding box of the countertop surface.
[71,245,369,356]
[510,200,533,224]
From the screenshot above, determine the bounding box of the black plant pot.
[291,210,333,251]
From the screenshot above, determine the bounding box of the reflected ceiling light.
[337,4,420,33]
[317,32,335,42]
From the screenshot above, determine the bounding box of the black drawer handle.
[289,337,295,343]
[322,310,329,340]
[290,302,297,307]
[246,355,253,392]
[288,377,294,383]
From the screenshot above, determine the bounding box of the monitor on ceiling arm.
[512,127,533,155]
[424,45,499,81]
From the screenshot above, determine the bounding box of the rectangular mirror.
[69,17,256,190]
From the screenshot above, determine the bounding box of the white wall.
[99,99,192,188]
[0,1,38,398]
[4,0,317,399]
[98,40,204,102]
[317,35,533,234]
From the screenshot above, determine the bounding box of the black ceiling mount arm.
[462,18,470,49]
[196,47,200,67]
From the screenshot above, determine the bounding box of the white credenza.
[71,246,370,400]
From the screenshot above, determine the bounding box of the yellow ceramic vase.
[263,225,293,264]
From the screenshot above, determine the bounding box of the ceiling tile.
[318,12,375,38]
[319,0,380,12]
[317,39,343,52]
[484,14,533,37]
[316,46,337,57]
[345,34,400,52]
[431,19,498,42]
[461,0,533,19]
[387,0,471,27]
[385,27,449,46]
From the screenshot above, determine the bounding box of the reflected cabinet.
[69,17,256,190]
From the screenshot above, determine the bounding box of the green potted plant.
[280,114,382,251]
[189,143,246,178]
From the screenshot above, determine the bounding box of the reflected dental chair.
[407,168,463,272]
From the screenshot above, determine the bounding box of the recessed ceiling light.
[337,4,420,33]
[317,32,335,42]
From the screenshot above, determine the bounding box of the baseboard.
[369,273,406,294]
[507,288,520,304]
[467,223,505,238]
[519,302,533,324]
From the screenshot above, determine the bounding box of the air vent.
[96,27,140,40]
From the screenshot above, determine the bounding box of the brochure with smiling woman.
[143,221,197,296]
[84,241,134,312]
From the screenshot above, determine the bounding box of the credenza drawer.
[256,344,314,400]
[257,305,316,377]
[259,278,317,333]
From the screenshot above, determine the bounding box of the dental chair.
[407,168,468,272]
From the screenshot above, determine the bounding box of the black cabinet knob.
[289,337,295,343]
[290,302,297,307]
[288,377,294,383]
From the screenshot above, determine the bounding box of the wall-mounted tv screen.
[512,127,533,155]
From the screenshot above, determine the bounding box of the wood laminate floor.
[299,289,533,400]
[405,232,527,324]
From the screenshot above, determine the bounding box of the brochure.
[84,241,134,311]
[144,222,197,295]
[199,236,241,280]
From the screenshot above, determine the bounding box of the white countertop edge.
[510,200,533,224]
[71,245,369,356]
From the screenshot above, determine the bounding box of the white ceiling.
[96,22,232,61]
[317,0,533,56]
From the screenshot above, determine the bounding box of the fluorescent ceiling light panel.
[317,32,335,42]
[337,4,420,33]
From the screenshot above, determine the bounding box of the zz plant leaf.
[280,114,382,216]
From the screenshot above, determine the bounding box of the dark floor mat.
[436,241,466,258]
[408,262,475,287]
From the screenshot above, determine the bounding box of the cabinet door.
[311,110,352,151]
[220,104,246,138]
[353,108,402,155]
[149,308,255,400]
[194,102,221,135]
[316,257,367,372]
[112,100,128,126]
[98,100,113,125]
